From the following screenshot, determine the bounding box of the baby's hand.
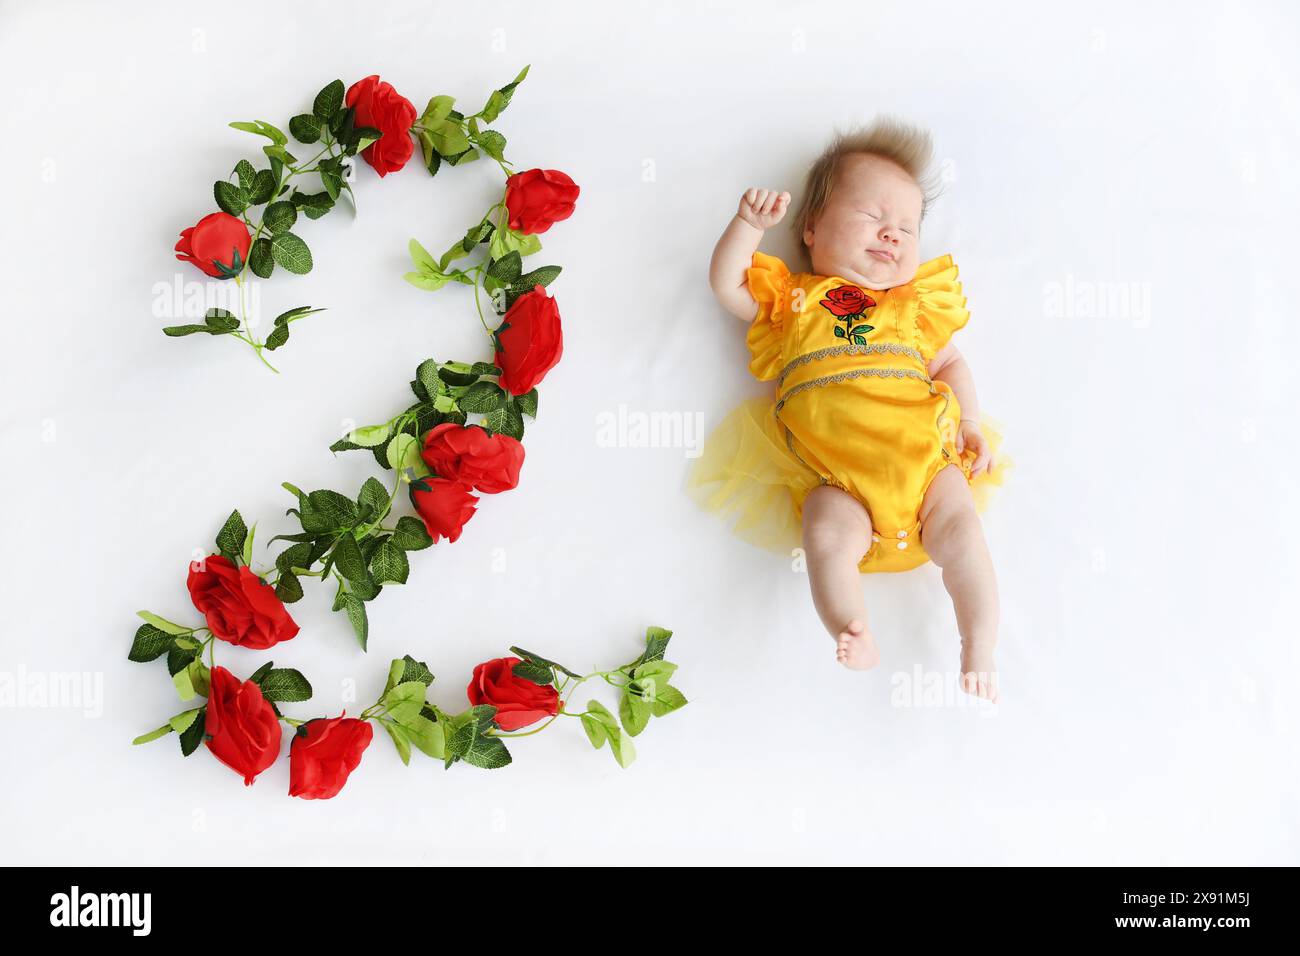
[957,419,994,476]
[737,188,791,230]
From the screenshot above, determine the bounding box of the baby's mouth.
[866,249,895,262]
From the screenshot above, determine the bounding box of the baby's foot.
[835,619,880,671]
[959,643,999,702]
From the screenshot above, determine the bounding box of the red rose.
[186,554,299,650]
[819,285,875,316]
[467,657,561,731]
[494,286,563,396]
[409,477,478,544]
[345,74,417,177]
[288,715,373,800]
[205,665,282,785]
[420,423,524,494]
[504,168,580,235]
[174,212,251,279]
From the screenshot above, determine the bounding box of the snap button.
[897,541,908,550]
[896,530,908,538]
[872,534,880,542]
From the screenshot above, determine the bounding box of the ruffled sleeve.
[743,252,793,381]
[911,254,969,362]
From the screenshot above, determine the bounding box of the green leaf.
[484,401,524,440]
[229,119,287,145]
[382,719,412,765]
[489,225,542,261]
[356,476,390,520]
[487,251,522,284]
[162,324,213,337]
[420,94,456,125]
[369,540,410,585]
[458,380,506,413]
[635,626,673,667]
[383,680,429,724]
[516,388,538,418]
[408,238,438,272]
[214,179,247,216]
[290,189,333,219]
[259,668,313,702]
[426,119,470,156]
[215,509,247,561]
[234,159,255,191]
[405,713,445,758]
[404,271,450,292]
[386,433,421,471]
[607,726,637,768]
[476,129,506,160]
[270,232,312,274]
[276,569,303,603]
[511,659,553,685]
[516,265,562,290]
[289,112,323,143]
[650,685,688,716]
[264,324,289,351]
[178,708,207,756]
[341,593,368,650]
[332,533,370,582]
[132,723,173,746]
[204,308,241,333]
[249,237,274,278]
[510,646,582,680]
[391,516,433,551]
[833,325,847,339]
[169,708,203,734]
[397,654,435,688]
[306,489,358,528]
[136,611,192,636]
[242,521,257,566]
[313,80,345,121]
[248,169,276,205]
[619,691,652,737]
[580,713,607,749]
[263,200,297,234]
[128,624,174,662]
[416,358,444,397]
[461,735,512,770]
[850,324,873,335]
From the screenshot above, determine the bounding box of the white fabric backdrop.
[1,0,1296,865]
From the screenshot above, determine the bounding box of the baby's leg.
[802,484,879,670]
[920,465,999,701]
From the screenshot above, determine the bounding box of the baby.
[702,118,1001,701]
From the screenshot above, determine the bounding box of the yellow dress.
[688,251,1008,573]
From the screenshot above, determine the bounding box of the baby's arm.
[929,344,994,475]
[709,188,791,321]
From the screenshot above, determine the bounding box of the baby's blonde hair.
[791,117,938,241]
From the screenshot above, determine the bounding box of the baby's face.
[802,153,924,290]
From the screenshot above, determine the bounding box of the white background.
[1,0,1297,865]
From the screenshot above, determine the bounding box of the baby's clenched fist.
[737,188,791,230]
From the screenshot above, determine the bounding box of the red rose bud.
[504,168,580,235]
[186,554,299,650]
[409,477,478,544]
[504,167,582,235]
[205,665,282,785]
[174,212,251,279]
[288,715,374,800]
[819,286,875,316]
[420,423,524,494]
[494,286,563,396]
[466,656,561,731]
[345,74,417,177]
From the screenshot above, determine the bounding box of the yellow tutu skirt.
[686,396,1010,568]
